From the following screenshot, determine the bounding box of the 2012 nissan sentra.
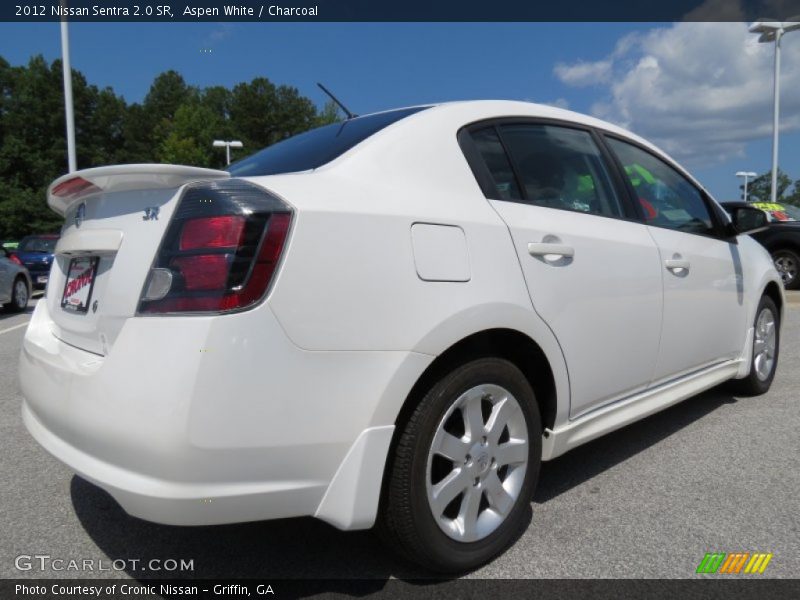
[19,101,783,572]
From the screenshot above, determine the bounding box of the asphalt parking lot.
[1,294,798,582]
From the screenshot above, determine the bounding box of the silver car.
[1,246,32,312]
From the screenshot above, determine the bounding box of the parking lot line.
[0,321,30,336]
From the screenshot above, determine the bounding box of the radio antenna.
[317,82,358,120]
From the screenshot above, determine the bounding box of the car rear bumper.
[22,265,51,288]
[19,300,427,527]
[22,401,325,525]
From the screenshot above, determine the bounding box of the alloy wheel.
[753,306,777,382]
[774,253,797,286]
[425,383,529,543]
[13,280,28,308]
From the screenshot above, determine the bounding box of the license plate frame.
[60,256,99,314]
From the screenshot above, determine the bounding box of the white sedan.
[19,101,782,572]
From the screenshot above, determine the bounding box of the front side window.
[606,137,715,236]
[498,124,624,218]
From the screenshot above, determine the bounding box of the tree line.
[0,55,338,240]
[739,169,800,205]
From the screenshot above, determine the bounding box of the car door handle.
[528,242,574,259]
[665,258,690,273]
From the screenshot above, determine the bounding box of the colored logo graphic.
[696,552,773,574]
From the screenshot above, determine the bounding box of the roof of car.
[361,100,709,196]
[360,100,655,146]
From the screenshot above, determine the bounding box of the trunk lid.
[45,165,230,355]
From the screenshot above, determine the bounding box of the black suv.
[722,201,800,289]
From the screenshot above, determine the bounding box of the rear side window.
[606,137,714,236]
[228,107,429,177]
[498,124,624,218]
[470,127,522,201]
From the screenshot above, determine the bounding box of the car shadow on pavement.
[70,386,736,587]
[534,386,738,503]
[70,476,437,584]
[0,304,35,321]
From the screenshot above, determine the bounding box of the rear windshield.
[18,237,57,253]
[227,106,429,177]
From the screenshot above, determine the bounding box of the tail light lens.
[139,180,292,314]
[9,253,22,266]
[179,215,246,250]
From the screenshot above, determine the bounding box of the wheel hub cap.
[14,281,27,306]
[425,383,529,543]
[753,307,777,382]
[474,450,490,475]
[775,255,797,285]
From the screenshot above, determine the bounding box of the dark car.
[722,201,800,289]
[13,234,59,289]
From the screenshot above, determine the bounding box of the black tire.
[727,295,780,396]
[772,249,800,290]
[3,276,29,313]
[378,357,541,573]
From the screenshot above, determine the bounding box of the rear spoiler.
[47,164,231,216]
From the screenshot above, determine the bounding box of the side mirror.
[730,206,769,235]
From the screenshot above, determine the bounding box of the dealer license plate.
[60,257,98,314]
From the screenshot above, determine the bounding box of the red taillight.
[139,180,292,315]
[9,253,22,266]
[222,213,291,309]
[179,216,246,251]
[171,255,230,291]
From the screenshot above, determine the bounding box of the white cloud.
[554,60,612,87]
[540,97,571,109]
[554,19,800,168]
[208,24,235,43]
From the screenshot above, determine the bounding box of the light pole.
[749,18,800,203]
[213,140,243,166]
[736,171,758,202]
[60,0,76,173]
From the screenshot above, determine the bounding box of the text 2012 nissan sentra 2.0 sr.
[19,101,783,572]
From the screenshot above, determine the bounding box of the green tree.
[229,77,317,149]
[0,56,67,188]
[785,179,800,207]
[0,182,60,236]
[141,70,197,156]
[315,100,342,127]
[201,85,232,122]
[157,102,223,166]
[119,103,155,163]
[0,56,69,237]
[144,70,196,124]
[741,169,794,203]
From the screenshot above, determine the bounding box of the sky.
[0,20,798,201]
